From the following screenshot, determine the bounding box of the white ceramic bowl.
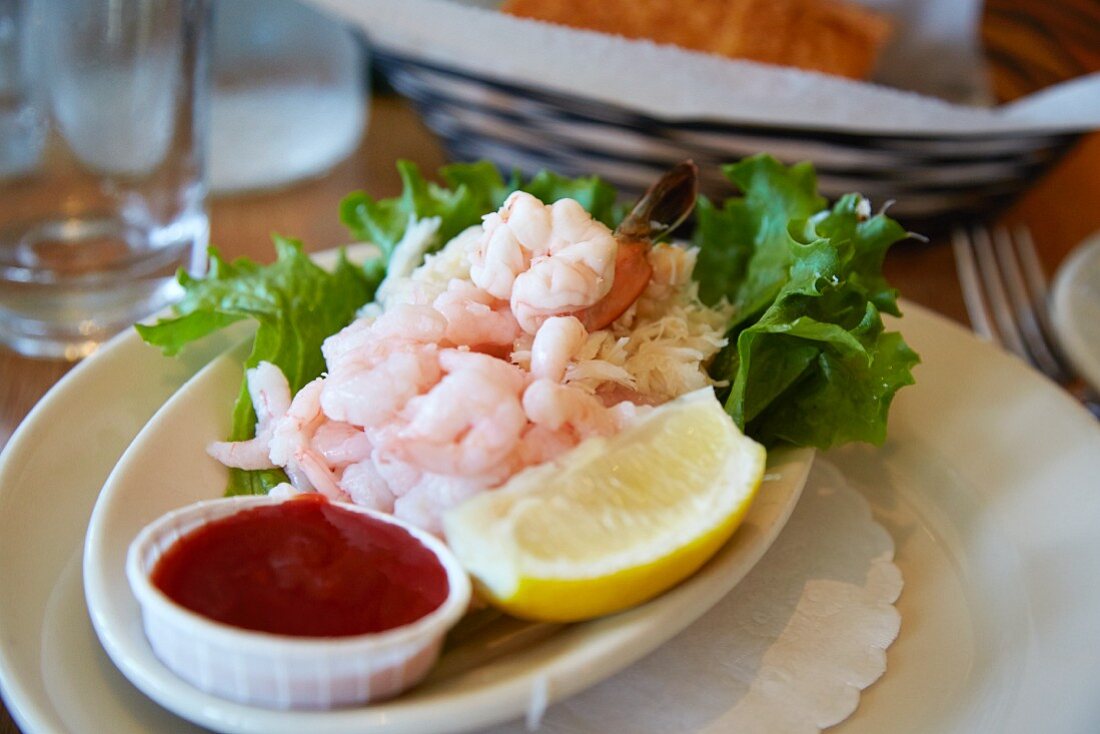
[126,495,472,710]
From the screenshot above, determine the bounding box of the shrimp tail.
[571,161,698,331]
[572,240,652,331]
[616,160,699,242]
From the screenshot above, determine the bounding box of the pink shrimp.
[320,304,447,429]
[513,423,580,467]
[310,421,373,468]
[322,347,443,429]
[570,160,699,331]
[322,304,446,365]
[470,192,619,335]
[267,378,347,500]
[392,473,496,535]
[432,279,521,350]
[469,163,698,335]
[470,191,549,299]
[522,378,618,440]
[510,197,618,333]
[339,458,397,513]
[379,350,528,477]
[206,361,291,470]
[529,315,587,382]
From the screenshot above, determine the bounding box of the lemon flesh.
[442,388,767,622]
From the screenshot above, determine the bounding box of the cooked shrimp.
[205,163,711,536]
[522,378,617,440]
[268,482,304,499]
[322,347,443,430]
[206,361,291,470]
[392,473,495,535]
[311,421,373,467]
[322,304,446,366]
[380,350,527,476]
[368,448,423,499]
[513,423,580,467]
[433,279,521,349]
[339,459,397,513]
[570,161,699,331]
[369,303,449,344]
[511,198,618,333]
[320,305,447,429]
[260,378,343,500]
[570,239,652,331]
[470,191,618,335]
[530,315,587,382]
[470,191,548,299]
[296,450,348,502]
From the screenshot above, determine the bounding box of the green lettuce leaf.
[693,156,825,319]
[520,169,625,228]
[339,160,623,261]
[136,237,380,494]
[699,155,919,449]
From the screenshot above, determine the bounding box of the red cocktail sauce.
[150,495,449,637]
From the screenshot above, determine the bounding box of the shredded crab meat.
[210,192,731,533]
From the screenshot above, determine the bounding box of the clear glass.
[208,0,366,194]
[0,0,209,360]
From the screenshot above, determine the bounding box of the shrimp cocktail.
[132,155,918,702]
[205,162,712,534]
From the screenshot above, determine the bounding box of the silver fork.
[952,224,1100,418]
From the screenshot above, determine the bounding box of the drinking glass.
[209,0,367,194]
[0,0,210,359]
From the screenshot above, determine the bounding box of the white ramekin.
[126,495,471,709]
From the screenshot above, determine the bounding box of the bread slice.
[501,0,892,80]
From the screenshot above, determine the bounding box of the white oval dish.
[126,495,471,710]
[83,335,812,734]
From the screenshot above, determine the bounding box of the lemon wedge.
[442,387,767,622]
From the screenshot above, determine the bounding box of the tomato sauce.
[151,495,450,637]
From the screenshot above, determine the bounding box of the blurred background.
[197,0,1100,408]
[225,0,1100,264]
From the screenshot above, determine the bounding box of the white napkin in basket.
[308,0,1100,135]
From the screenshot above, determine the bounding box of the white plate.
[3,301,1100,733]
[82,341,811,734]
[1052,230,1100,393]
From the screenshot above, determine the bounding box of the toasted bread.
[501,0,892,80]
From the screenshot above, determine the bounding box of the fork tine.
[1011,226,1074,371]
[991,226,1069,381]
[1013,226,1051,305]
[969,224,1033,361]
[955,224,1100,418]
[951,227,997,342]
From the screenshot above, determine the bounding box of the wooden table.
[2,76,1100,734]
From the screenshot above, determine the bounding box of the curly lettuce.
[695,155,919,449]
